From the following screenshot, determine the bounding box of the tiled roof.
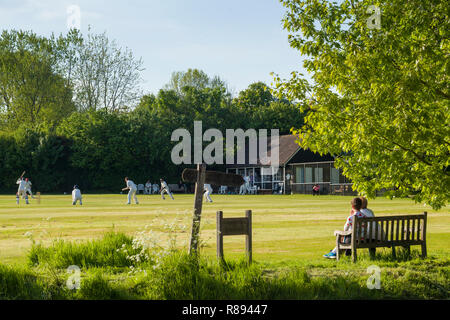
[227,134,302,168]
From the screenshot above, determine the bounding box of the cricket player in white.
[16,177,29,204]
[72,185,82,205]
[244,175,251,193]
[204,184,213,203]
[160,179,174,200]
[239,183,246,195]
[219,186,227,194]
[145,180,152,194]
[24,178,35,198]
[122,177,139,204]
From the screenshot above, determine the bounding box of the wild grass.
[137,252,449,300]
[0,264,42,299]
[0,232,447,300]
[27,232,145,269]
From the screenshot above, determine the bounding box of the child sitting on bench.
[323,197,365,259]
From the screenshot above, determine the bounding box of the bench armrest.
[334,230,352,237]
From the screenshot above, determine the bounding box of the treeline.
[0,30,304,193]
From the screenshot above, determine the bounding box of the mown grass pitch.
[1,194,448,265]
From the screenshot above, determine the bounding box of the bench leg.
[351,248,357,262]
[421,242,427,258]
[403,245,411,257]
[369,248,376,259]
[392,245,396,259]
[336,237,340,261]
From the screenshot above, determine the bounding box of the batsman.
[16,171,29,205]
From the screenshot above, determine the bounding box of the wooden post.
[421,212,427,258]
[216,210,252,264]
[245,210,252,264]
[182,166,243,257]
[217,211,224,261]
[189,163,206,255]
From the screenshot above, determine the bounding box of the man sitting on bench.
[360,197,374,218]
[360,197,384,246]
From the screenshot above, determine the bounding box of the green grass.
[28,232,144,269]
[0,194,448,299]
[0,264,42,299]
[1,237,448,299]
[1,194,448,264]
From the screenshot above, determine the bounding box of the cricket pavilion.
[225,134,356,195]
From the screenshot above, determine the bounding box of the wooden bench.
[335,212,427,262]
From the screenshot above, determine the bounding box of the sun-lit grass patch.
[0,194,448,299]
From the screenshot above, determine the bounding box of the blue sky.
[0,0,308,95]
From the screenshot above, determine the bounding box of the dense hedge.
[0,111,182,193]
[0,85,304,193]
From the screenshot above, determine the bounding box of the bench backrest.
[352,212,427,246]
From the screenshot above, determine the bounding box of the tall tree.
[71,31,144,112]
[235,82,274,110]
[0,30,75,130]
[165,68,230,97]
[275,0,449,209]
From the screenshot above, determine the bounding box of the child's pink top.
[343,210,365,232]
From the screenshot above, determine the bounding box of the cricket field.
[1,194,448,264]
